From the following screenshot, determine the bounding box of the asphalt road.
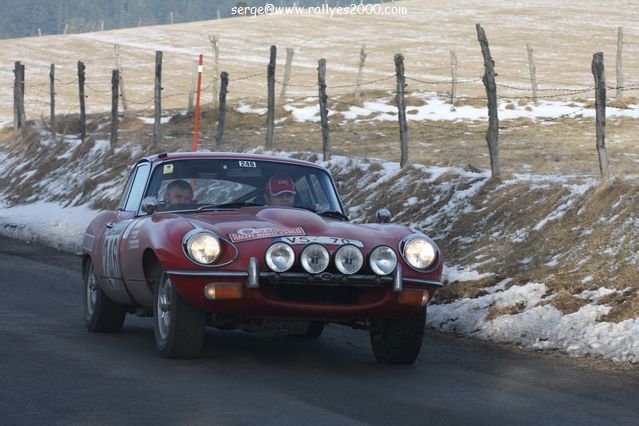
[1,235,638,425]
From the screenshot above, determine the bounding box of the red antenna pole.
[193,53,203,151]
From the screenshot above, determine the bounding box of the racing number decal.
[101,220,132,283]
[103,236,121,280]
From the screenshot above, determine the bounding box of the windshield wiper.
[317,210,349,221]
[197,201,265,211]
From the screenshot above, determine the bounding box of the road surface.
[0,235,637,425]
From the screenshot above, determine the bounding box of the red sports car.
[82,152,443,364]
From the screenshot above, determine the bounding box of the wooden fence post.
[266,45,276,148]
[208,34,219,111]
[77,61,86,141]
[50,64,56,140]
[110,69,119,146]
[394,53,408,168]
[13,61,25,131]
[450,50,458,103]
[592,52,609,180]
[215,72,229,147]
[188,59,197,113]
[18,63,26,129]
[318,58,331,161]
[280,47,294,103]
[616,27,624,103]
[476,24,500,179]
[153,51,162,146]
[526,43,538,105]
[114,44,128,113]
[355,44,366,98]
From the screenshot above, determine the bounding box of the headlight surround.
[265,242,295,272]
[184,231,221,265]
[403,237,437,270]
[300,244,330,274]
[334,244,363,275]
[369,245,397,276]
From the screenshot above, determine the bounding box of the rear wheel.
[369,308,426,365]
[84,260,126,332]
[153,265,206,359]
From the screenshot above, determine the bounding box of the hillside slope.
[0,122,637,362]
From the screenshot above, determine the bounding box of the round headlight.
[186,232,221,265]
[369,246,397,276]
[300,244,330,274]
[334,245,363,275]
[404,238,437,270]
[265,242,295,272]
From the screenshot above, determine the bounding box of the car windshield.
[144,158,343,214]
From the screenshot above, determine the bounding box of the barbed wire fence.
[8,25,639,179]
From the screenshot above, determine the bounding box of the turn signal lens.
[204,283,243,300]
[398,289,429,306]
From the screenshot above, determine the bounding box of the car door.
[98,161,151,306]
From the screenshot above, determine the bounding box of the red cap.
[266,175,296,196]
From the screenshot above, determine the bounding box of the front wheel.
[369,308,426,365]
[153,265,206,359]
[84,260,126,332]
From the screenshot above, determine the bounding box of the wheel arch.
[143,248,161,286]
[81,254,92,281]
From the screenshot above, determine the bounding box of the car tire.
[369,307,426,365]
[153,264,206,359]
[84,260,126,332]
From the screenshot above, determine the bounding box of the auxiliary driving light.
[369,246,398,276]
[334,244,364,275]
[265,242,295,272]
[300,244,330,274]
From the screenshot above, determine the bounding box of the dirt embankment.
[1,119,637,324]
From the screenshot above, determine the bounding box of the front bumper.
[167,257,443,319]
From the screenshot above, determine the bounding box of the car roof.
[138,151,325,170]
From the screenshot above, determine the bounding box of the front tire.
[153,265,206,359]
[369,308,426,365]
[84,260,126,332]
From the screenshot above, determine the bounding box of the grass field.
[2,0,639,177]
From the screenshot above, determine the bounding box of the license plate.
[278,236,364,247]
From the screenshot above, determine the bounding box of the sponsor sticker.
[229,227,305,243]
[163,164,174,174]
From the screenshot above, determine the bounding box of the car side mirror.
[141,196,158,214]
[376,208,391,224]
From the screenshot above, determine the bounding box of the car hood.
[175,206,412,246]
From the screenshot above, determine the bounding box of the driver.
[264,175,296,207]
[165,179,194,206]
